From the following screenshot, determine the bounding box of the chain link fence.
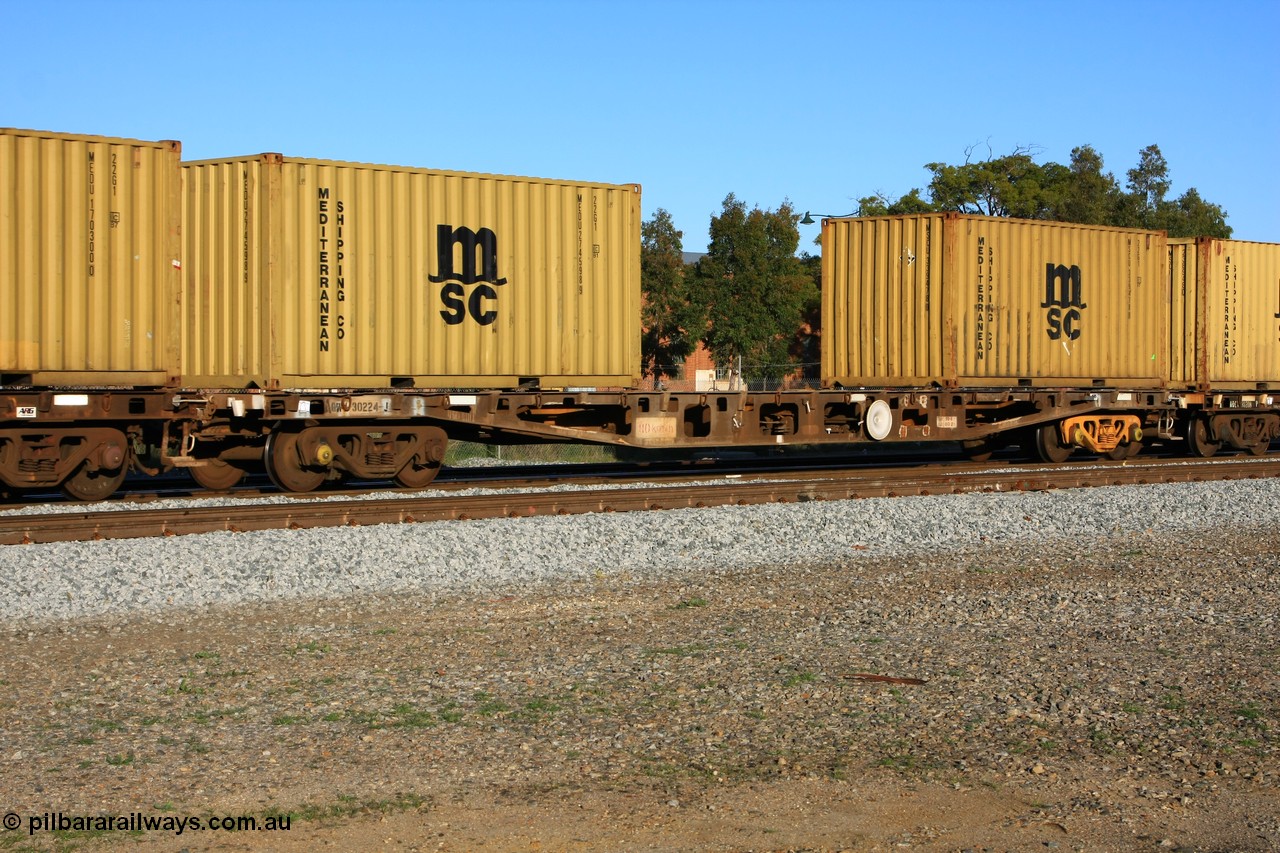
[640,362,822,393]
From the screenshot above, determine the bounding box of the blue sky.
[6,0,1278,251]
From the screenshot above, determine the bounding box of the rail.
[4,456,1278,546]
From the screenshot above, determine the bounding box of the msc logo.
[430,224,508,326]
[1041,263,1086,341]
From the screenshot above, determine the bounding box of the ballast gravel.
[1,477,1278,623]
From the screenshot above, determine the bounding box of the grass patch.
[645,643,709,658]
[390,704,436,728]
[17,793,427,843]
[175,674,205,697]
[1233,703,1263,723]
[1089,726,1116,753]
[876,753,918,770]
[516,698,561,721]
[783,671,816,688]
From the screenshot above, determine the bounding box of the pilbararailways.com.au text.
[6,810,291,836]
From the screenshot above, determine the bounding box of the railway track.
[4,454,1278,546]
[1,447,978,507]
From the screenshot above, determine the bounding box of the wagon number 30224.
[325,397,393,416]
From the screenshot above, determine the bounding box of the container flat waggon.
[2,127,1277,500]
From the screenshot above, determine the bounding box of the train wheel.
[1104,444,1129,461]
[1035,423,1072,463]
[1105,439,1143,461]
[189,460,245,491]
[1245,439,1270,457]
[1186,418,1221,458]
[265,431,326,492]
[394,454,442,489]
[61,463,126,502]
[961,439,996,462]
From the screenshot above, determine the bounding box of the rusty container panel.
[821,214,946,385]
[0,128,181,383]
[1171,237,1280,388]
[182,154,641,389]
[822,213,1168,388]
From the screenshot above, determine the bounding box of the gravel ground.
[0,480,1277,851]
[2,478,1280,624]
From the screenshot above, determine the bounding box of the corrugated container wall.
[822,214,1169,388]
[0,128,181,383]
[1169,238,1280,389]
[181,154,641,389]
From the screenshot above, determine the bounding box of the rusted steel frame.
[425,389,1115,447]
[188,389,1278,457]
[0,390,173,422]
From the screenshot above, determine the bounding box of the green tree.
[856,142,1230,237]
[640,209,703,380]
[1157,187,1231,238]
[923,145,1057,219]
[793,250,823,380]
[855,188,933,217]
[1050,145,1123,225]
[1125,143,1171,226]
[691,195,817,382]
[1117,144,1230,236]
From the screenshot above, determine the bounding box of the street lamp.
[799,211,857,225]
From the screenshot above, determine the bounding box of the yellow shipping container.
[0,128,181,383]
[1169,237,1280,389]
[821,213,1168,388]
[181,154,641,389]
